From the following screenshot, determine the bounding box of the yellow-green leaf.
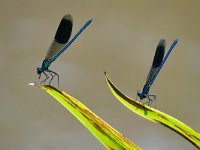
[39,85,140,150]
[104,72,200,149]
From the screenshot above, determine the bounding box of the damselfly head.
[37,67,43,75]
[137,90,146,100]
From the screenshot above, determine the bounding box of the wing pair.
[45,14,73,61]
[145,39,178,87]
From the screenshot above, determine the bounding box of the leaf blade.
[104,72,200,149]
[39,85,140,150]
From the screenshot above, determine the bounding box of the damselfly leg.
[40,71,49,84]
[146,94,157,106]
[47,69,60,88]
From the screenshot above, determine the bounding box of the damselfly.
[137,39,178,105]
[35,14,92,87]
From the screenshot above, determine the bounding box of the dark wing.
[146,39,166,85]
[45,14,73,59]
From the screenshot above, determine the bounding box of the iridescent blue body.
[36,14,92,87]
[137,39,178,105]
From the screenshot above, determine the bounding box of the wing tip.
[54,14,73,44]
[62,14,73,23]
[158,39,166,48]
[151,39,166,68]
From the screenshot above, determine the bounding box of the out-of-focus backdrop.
[1,0,200,150]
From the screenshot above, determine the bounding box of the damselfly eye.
[37,67,43,74]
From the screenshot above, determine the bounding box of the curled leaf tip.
[28,82,35,86]
[28,82,45,87]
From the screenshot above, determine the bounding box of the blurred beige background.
[0,0,200,150]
